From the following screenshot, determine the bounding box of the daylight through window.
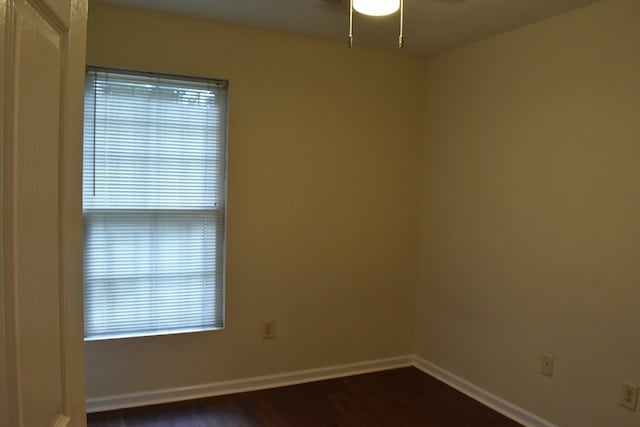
[82,67,228,340]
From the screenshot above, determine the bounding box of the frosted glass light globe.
[353,0,400,16]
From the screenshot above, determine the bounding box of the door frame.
[1,0,88,425]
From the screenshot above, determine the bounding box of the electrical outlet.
[262,320,275,339]
[621,382,639,411]
[541,353,554,377]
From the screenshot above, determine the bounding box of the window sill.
[84,325,223,342]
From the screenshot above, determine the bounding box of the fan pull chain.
[349,0,354,48]
[399,0,404,48]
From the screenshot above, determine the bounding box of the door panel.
[15,1,65,425]
[42,0,71,28]
[1,0,87,425]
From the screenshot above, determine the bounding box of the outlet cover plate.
[262,320,275,339]
[541,353,554,377]
[621,382,639,411]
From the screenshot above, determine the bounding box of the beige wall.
[85,2,425,398]
[86,1,640,425]
[416,1,640,426]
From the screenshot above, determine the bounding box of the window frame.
[82,66,229,341]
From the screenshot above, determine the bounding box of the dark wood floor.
[87,367,522,427]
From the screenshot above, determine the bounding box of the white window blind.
[83,67,228,340]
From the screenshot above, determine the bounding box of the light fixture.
[348,0,404,48]
[353,0,399,16]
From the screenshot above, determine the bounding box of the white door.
[1,0,88,426]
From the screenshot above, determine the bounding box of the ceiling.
[96,0,603,56]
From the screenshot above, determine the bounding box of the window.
[82,67,228,340]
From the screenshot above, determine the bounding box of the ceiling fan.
[317,0,466,48]
[318,0,404,48]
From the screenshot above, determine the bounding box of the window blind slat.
[83,67,227,340]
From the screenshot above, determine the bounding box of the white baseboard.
[87,354,556,427]
[412,356,556,427]
[86,355,413,413]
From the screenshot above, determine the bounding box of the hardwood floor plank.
[87,367,523,427]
